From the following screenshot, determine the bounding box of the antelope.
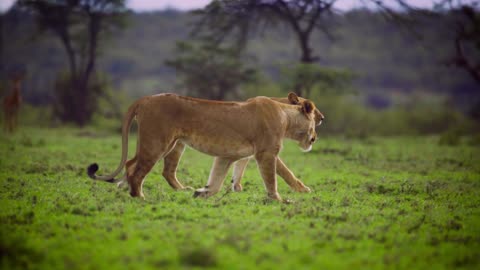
[3,76,23,133]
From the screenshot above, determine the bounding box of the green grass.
[1,127,479,269]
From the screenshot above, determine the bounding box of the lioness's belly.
[180,135,254,158]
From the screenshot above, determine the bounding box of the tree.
[447,5,480,83]
[17,0,127,125]
[373,0,480,86]
[281,63,352,97]
[165,40,258,100]
[193,0,337,97]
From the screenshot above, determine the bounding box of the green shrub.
[438,129,461,146]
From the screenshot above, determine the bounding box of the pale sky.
[0,0,455,13]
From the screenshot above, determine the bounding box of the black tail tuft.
[87,163,99,179]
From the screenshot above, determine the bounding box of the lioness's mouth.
[300,143,313,152]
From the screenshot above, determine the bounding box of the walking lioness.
[88,92,320,201]
[158,94,324,193]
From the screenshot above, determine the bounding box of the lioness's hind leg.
[116,174,128,189]
[231,158,250,192]
[116,156,137,189]
[128,157,156,198]
[255,152,282,201]
[125,155,137,176]
[127,146,164,198]
[162,142,192,190]
[194,157,233,198]
[128,129,180,198]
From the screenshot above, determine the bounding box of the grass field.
[1,127,479,269]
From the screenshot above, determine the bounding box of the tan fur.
[162,95,324,193]
[88,93,319,202]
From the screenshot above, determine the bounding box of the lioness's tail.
[87,100,140,182]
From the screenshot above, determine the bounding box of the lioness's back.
[135,93,263,157]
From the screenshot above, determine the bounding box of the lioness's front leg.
[162,142,192,190]
[194,157,234,198]
[255,151,282,201]
[276,158,311,192]
[231,157,311,193]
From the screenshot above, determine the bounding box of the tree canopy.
[16,0,128,125]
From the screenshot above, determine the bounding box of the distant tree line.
[1,1,479,125]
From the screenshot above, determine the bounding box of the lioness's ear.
[288,92,300,104]
[314,110,324,125]
[302,100,314,114]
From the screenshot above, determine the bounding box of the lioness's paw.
[267,192,282,202]
[232,183,243,192]
[116,180,128,189]
[130,191,145,200]
[283,199,294,204]
[179,186,194,191]
[298,185,311,193]
[193,188,209,198]
[292,182,311,193]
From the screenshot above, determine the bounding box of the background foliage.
[2,8,479,135]
[1,9,477,99]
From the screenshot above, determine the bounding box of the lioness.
[88,92,320,201]
[158,95,324,193]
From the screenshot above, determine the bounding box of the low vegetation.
[1,127,479,269]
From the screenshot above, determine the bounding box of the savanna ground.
[1,127,479,269]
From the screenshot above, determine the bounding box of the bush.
[438,129,462,146]
[308,92,478,137]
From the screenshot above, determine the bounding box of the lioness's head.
[285,92,322,152]
[271,93,325,126]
